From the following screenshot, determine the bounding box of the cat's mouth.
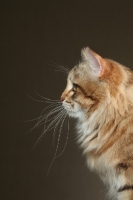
[62,101,74,112]
[63,106,74,116]
[63,103,73,109]
[61,103,73,117]
[62,101,85,119]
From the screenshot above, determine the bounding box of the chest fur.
[77,115,119,186]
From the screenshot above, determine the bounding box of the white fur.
[63,98,129,199]
[61,56,133,199]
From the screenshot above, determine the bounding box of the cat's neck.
[76,96,133,154]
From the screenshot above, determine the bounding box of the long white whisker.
[33,107,64,131]
[27,95,46,103]
[46,64,69,75]
[31,110,66,150]
[24,104,60,123]
[52,111,67,146]
[25,105,62,134]
[29,103,59,122]
[31,112,66,150]
[56,116,69,158]
[50,61,70,72]
[36,105,62,126]
[53,67,69,74]
[35,92,60,103]
[28,92,70,173]
[43,110,66,131]
[32,107,63,131]
[37,109,65,130]
[52,66,69,73]
[47,62,70,71]
[47,113,67,175]
[42,106,63,128]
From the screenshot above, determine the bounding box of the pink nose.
[60,96,64,101]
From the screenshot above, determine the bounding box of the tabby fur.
[61,47,133,200]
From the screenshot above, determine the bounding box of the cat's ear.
[81,47,105,77]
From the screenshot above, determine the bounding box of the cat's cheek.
[70,103,85,119]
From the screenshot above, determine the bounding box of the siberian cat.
[60,47,133,200]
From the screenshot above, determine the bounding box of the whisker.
[25,104,62,133]
[25,107,63,137]
[35,92,60,103]
[42,106,63,128]
[38,108,65,130]
[56,116,69,158]
[46,63,70,74]
[33,106,63,131]
[27,95,46,103]
[43,110,66,131]
[23,98,62,122]
[23,104,60,123]
[48,61,70,72]
[52,111,67,145]
[50,61,70,71]
[54,68,69,74]
[47,113,67,175]
[28,92,70,174]
[31,110,66,150]
[53,66,69,72]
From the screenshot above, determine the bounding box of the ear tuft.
[81,47,102,76]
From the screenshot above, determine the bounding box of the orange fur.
[61,47,133,200]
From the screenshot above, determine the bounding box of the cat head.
[61,47,129,120]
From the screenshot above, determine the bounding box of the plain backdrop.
[1,1,133,200]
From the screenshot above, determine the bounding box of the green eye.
[72,83,78,92]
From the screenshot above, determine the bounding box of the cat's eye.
[72,83,78,92]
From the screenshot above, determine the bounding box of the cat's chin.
[67,112,77,118]
[67,110,86,120]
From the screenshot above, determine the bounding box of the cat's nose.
[60,96,64,101]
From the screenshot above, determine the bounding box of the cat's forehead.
[68,66,79,80]
[68,63,88,82]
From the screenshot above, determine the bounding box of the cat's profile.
[60,47,133,200]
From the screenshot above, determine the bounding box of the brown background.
[1,1,133,200]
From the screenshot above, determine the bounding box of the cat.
[60,47,133,200]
